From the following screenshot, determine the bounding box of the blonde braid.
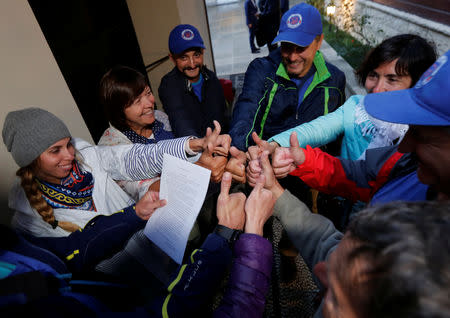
[16,164,80,233]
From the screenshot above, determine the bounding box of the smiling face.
[170,48,204,82]
[364,59,413,93]
[124,86,155,133]
[35,137,75,184]
[398,125,450,196]
[280,35,323,78]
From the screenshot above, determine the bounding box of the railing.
[145,55,170,72]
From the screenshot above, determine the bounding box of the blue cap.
[272,3,323,47]
[365,50,450,126]
[168,24,205,54]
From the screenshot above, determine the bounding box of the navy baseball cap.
[272,3,323,47]
[365,50,450,126]
[168,24,205,54]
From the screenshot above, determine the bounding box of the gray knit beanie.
[2,107,71,167]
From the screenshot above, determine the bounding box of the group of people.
[1,2,449,317]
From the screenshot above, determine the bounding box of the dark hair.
[339,201,450,318]
[99,65,148,131]
[356,34,437,87]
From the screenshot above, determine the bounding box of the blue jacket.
[0,225,273,318]
[158,66,229,138]
[230,48,346,150]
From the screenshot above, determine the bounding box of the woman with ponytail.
[3,107,228,238]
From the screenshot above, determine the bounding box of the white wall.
[0,0,92,225]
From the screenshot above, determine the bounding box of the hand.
[245,132,278,161]
[214,133,231,157]
[246,158,262,187]
[272,132,305,178]
[196,141,228,183]
[216,172,246,230]
[244,174,275,235]
[135,190,166,220]
[225,146,247,183]
[259,151,284,200]
[188,120,222,152]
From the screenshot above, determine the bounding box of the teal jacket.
[269,95,408,160]
[269,95,368,160]
[230,48,346,150]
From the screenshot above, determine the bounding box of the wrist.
[188,137,204,152]
[214,224,243,246]
[244,221,264,236]
[270,182,285,200]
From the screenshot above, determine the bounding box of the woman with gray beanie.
[2,107,227,237]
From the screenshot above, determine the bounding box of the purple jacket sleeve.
[214,233,273,318]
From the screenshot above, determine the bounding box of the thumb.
[212,120,221,137]
[259,150,272,171]
[290,131,300,149]
[220,171,232,197]
[252,131,264,146]
[205,126,212,138]
[253,173,266,192]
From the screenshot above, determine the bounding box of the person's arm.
[214,174,274,317]
[290,145,403,203]
[150,172,246,317]
[268,104,345,148]
[158,74,199,137]
[273,190,342,273]
[229,58,267,151]
[255,151,342,287]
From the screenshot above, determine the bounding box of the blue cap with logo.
[169,24,205,54]
[272,3,323,47]
[365,50,450,126]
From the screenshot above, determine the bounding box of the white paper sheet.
[144,153,211,264]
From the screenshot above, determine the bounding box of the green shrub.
[322,18,372,69]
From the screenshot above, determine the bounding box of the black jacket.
[158,66,229,137]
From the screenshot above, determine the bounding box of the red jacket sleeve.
[289,146,403,203]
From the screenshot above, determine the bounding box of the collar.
[184,66,209,92]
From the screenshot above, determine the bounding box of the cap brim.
[364,89,450,126]
[272,31,315,47]
[172,43,206,55]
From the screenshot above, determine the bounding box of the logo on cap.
[287,14,302,29]
[416,55,448,88]
[181,29,195,41]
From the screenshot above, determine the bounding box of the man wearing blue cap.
[271,51,450,205]
[158,24,229,138]
[230,3,346,151]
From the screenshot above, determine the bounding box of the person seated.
[0,172,275,318]
[2,107,227,237]
[249,150,450,318]
[158,24,229,138]
[267,34,436,161]
[98,65,235,244]
[230,3,346,152]
[266,50,450,207]
[247,34,437,228]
